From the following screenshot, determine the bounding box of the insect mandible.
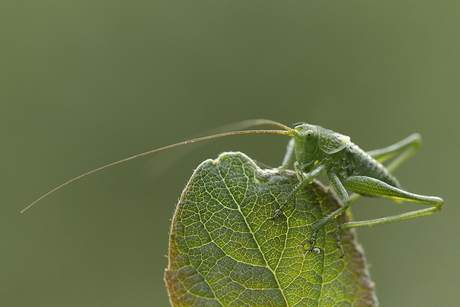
[22,119,443,257]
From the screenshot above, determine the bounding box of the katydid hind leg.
[340,175,443,229]
[350,133,422,204]
[340,206,439,230]
[344,175,443,206]
[306,172,443,256]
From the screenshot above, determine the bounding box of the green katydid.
[22,119,443,257]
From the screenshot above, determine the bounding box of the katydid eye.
[306,130,314,140]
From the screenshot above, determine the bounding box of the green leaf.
[165,152,377,307]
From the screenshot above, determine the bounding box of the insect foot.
[334,227,345,258]
[272,208,284,220]
[304,229,344,258]
[298,242,322,256]
[307,231,318,252]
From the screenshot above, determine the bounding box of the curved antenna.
[203,119,295,133]
[21,127,292,213]
[146,119,295,180]
[233,119,294,132]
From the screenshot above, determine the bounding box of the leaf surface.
[165,152,377,307]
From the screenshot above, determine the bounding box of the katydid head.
[292,124,321,172]
[291,123,351,172]
[21,119,294,213]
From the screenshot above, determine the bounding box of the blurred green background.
[1,1,458,306]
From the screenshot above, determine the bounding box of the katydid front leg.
[307,172,352,258]
[272,162,327,219]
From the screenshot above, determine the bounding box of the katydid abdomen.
[329,143,401,189]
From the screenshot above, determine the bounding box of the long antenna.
[21,125,294,213]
